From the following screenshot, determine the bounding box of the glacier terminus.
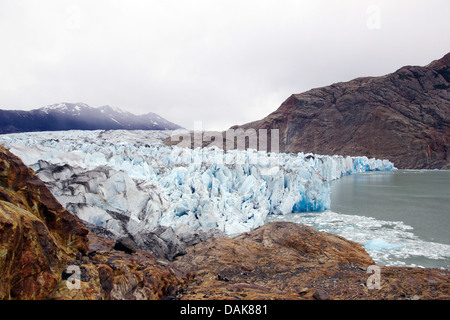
[0,130,395,253]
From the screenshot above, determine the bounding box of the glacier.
[0,130,395,241]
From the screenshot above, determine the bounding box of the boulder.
[114,237,137,254]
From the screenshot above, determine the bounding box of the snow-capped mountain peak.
[98,105,128,114]
[0,102,182,133]
[40,102,92,115]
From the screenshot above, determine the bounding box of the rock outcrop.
[0,145,183,300]
[227,53,450,169]
[47,233,184,300]
[174,222,450,300]
[0,145,89,299]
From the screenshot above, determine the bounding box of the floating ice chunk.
[364,239,404,251]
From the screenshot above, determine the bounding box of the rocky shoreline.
[1,145,449,300]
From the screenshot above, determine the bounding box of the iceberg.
[0,130,395,238]
[364,239,404,251]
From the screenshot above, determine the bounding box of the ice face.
[0,130,395,237]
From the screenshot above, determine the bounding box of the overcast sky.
[0,0,449,130]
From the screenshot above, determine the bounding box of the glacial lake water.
[267,170,450,269]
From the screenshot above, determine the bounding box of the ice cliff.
[0,130,395,240]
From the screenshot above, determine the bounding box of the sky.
[0,0,449,130]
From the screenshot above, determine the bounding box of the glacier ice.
[0,130,395,239]
[364,239,403,251]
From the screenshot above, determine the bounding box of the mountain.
[0,102,182,133]
[230,53,450,169]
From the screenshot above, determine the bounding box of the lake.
[266,170,450,269]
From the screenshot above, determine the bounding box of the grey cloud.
[0,0,449,130]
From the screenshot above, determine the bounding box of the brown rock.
[313,289,330,300]
[0,146,184,300]
[0,146,89,256]
[49,233,184,300]
[97,264,114,293]
[173,221,450,300]
[173,222,374,299]
[0,145,88,299]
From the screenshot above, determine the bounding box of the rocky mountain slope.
[1,145,449,300]
[0,102,182,133]
[231,53,450,169]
